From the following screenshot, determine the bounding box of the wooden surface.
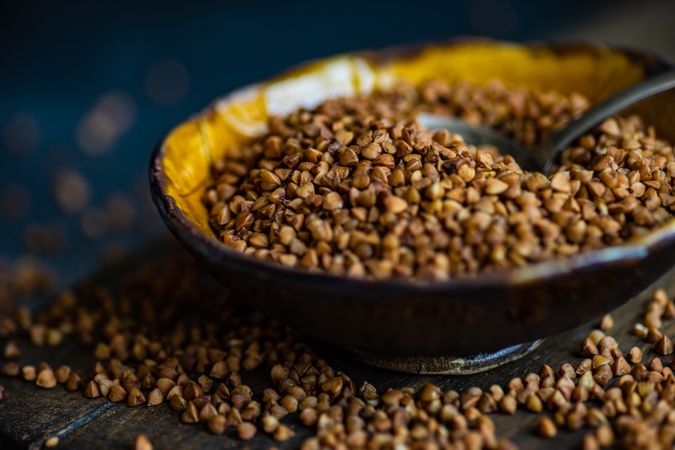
[0,242,673,450]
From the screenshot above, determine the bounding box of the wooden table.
[1,242,673,450]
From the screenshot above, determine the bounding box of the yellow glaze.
[384,43,645,101]
[158,41,653,236]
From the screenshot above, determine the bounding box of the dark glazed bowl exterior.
[150,39,675,357]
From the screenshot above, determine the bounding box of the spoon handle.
[536,70,675,173]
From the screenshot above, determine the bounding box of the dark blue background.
[0,0,669,286]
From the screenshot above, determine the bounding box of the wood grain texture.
[1,243,673,450]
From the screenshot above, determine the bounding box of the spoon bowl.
[417,113,541,170]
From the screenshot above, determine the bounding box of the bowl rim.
[149,38,675,294]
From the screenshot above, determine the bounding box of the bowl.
[150,39,675,371]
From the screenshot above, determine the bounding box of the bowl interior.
[157,41,671,241]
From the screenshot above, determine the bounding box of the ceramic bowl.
[150,39,674,366]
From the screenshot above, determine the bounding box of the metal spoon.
[418,70,675,173]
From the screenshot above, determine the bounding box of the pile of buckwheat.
[0,251,673,449]
[204,80,674,279]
